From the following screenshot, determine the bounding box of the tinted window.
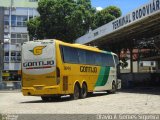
[5,52,9,56]
[95,52,102,65]
[60,45,115,67]
[78,49,87,64]
[11,52,16,56]
[107,54,114,67]
[101,53,107,66]
[114,55,119,65]
[101,53,114,67]
[61,46,79,64]
[86,51,95,65]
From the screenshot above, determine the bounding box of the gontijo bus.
[22,39,121,101]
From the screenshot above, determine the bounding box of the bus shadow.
[21,97,71,103]
[87,92,109,98]
[119,87,160,95]
[21,92,109,103]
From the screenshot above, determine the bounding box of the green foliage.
[27,0,95,43]
[27,17,44,40]
[104,6,122,18]
[92,6,122,29]
[27,0,121,43]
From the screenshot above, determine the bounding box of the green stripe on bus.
[95,66,110,86]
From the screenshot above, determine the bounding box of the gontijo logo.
[29,46,46,55]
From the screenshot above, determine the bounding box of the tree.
[104,6,122,18]
[27,17,44,40]
[27,1,121,42]
[92,6,122,29]
[27,0,95,43]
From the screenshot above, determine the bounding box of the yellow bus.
[22,39,121,101]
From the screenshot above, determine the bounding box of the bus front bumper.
[22,85,60,96]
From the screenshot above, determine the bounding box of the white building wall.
[3,7,39,71]
[121,61,156,73]
[4,27,28,33]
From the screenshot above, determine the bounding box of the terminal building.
[0,0,39,89]
[0,0,159,89]
[76,0,160,87]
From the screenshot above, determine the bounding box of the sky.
[91,0,150,15]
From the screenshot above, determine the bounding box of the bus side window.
[109,55,114,67]
[113,55,119,66]
[78,49,87,64]
[94,53,102,66]
[101,53,114,67]
[60,45,79,64]
[101,54,107,66]
[86,51,95,65]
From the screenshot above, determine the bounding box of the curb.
[0,90,21,93]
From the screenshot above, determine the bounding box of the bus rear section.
[22,40,59,96]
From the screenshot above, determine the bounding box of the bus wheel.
[41,96,52,102]
[111,82,116,94]
[80,83,87,99]
[107,82,116,94]
[71,83,80,100]
[87,92,93,97]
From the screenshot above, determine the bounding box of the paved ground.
[0,88,160,115]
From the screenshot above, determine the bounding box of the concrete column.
[0,44,2,82]
[137,48,140,73]
[155,61,160,72]
[0,7,4,82]
[0,7,4,41]
[117,49,121,74]
[129,48,133,73]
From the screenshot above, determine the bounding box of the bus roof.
[24,39,117,55]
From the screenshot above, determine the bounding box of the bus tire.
[41,96,52,102]
[87,92,93,97]
[80,83,87,99]
[107,81,116,94]
[71,83,80,100]
[52,95,61,100]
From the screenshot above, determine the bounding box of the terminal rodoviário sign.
[112,0,160,30]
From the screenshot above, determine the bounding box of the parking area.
[0,88,160,114]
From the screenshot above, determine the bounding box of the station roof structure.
[75,0,160,52]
